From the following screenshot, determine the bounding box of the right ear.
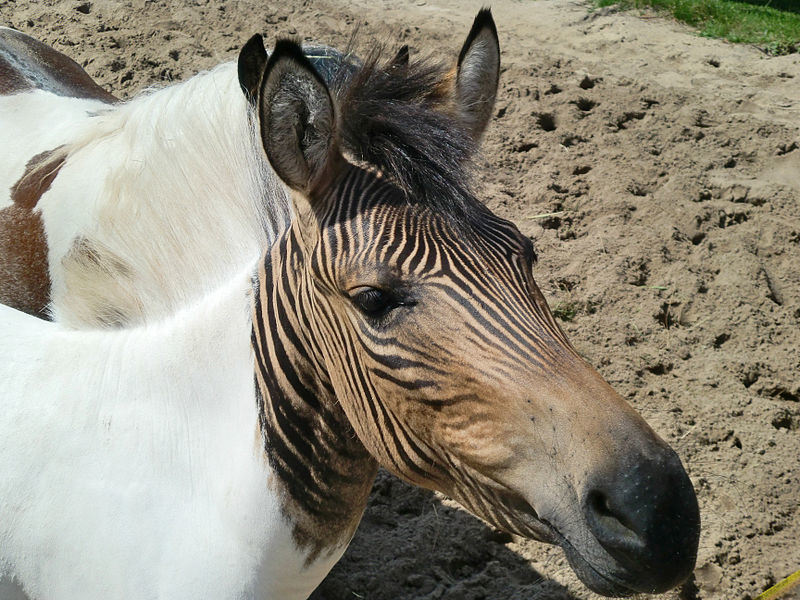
[238,33,268,102]
[441,9,501,142]
[257,39,339,195]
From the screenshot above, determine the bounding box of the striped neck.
[250,228,377,564]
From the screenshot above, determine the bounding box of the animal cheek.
[436,413,519,467]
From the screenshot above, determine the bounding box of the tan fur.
[60,237,139,327]
[430,65,458,105]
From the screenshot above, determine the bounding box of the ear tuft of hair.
[329,44,481,226]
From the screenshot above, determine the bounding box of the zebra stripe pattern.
[250,165,582,557]
[242,18,699,594]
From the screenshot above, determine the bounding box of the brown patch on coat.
[0,206,51,317]
[0,52,30,95]
[10,149,66,209]
[0,27,117,102]
[0,148,66,317]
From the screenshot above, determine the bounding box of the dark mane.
[326,42,485,227]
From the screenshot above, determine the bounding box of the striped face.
[302,166,576,520]
[300,166,590,510]
[252,29,699,597]
[293,164,699,595]
[295,167,696,593]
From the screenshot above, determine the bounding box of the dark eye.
[350,287,397,318]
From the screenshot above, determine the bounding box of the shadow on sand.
[311,470,581,600]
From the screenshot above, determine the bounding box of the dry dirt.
[3,0,799,598]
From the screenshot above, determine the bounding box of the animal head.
[240,11,700,596]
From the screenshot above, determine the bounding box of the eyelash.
[350,287,416,320]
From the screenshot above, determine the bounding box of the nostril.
[588,490,635,533]
[585,490,645,555]
[580,450,700,593]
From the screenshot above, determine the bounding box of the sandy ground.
[3,0,799,598]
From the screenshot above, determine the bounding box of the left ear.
[238,33,268,102]
[451,8,501,141]
[257,39,339,196]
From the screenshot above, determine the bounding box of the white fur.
[0,61,291,327]
[0,264,344,600]
[0,90,106,211]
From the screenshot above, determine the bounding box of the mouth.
[496,490,637,597]
[495,489,558,543]
[553,531,638,597]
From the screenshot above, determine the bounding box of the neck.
[251,227,378,563]
[50,62,292,326]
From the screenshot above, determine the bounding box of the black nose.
[583,448,701,593]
